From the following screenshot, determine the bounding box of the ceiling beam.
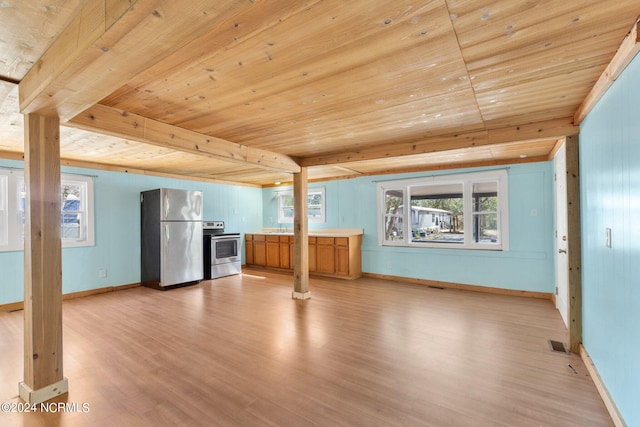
[68,104,301,173]
[0,149,263,187]
[18,0,256,121]
[301,117,579,167]
[574,18,640,125]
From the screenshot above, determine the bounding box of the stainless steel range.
[203,221,241,279]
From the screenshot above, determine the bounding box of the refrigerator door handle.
[164,190,170,219]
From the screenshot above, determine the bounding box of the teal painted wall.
[263,162,555,292]
[580,53,640,426]
[0,159,263,305]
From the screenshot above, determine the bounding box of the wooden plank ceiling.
[0,1,638,186]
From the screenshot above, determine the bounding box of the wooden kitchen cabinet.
[335,237,350,276]
[266,235,280,267]
[308,236,317,272]
[289,237,294,269]
[316,237,335,274]
[244,232,362,279]
[253,234,266,266]
[245,234,254,265]
[279,236,290,269]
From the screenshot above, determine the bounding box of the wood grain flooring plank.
[0,268,612,426]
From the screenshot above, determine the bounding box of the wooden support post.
[566,134,583,353]
[19,114,68,404]
[292,167,310,299]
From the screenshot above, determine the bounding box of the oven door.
[211,236,241,264]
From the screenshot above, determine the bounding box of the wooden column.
[19,114,68,403]
[566,134,583,353]
[292,167,310,299]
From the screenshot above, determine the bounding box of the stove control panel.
[203,221,224,230]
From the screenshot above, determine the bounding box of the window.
[0,174,7,246]
[383,187,404,241]
[277,187,325,223]
[378,170,508,250]
[0,170,95,252]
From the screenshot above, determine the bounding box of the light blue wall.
[579,53,640,426]
[0,159,262,305]
[263,162,555,292]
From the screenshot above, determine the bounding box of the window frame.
[276,187,326,224]
[0,170,95,252]
[0,174,7,247]
[377,170,509,250]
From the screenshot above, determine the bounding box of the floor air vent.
[549,340,568,353]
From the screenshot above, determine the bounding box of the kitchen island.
[245,229,363,279]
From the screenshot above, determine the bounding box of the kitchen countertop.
[250,228,363,237]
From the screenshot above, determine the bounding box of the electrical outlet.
[98,269,107,278]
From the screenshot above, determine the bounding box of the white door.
[554,142,569,326]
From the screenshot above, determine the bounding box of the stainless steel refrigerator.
[141,188,203,289]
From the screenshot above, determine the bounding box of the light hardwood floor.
[0,269,612,426]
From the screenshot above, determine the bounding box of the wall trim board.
[566,134,583,353]
[0,301,24,313]
[574,20,640,125]
[362,272,553,300]
[580,345,626,427]
[0,283,141,312]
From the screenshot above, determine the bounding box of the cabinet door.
[253,235,266,266]
[335,244,349,276]
[279,236,290,269]
[308,237,317,272]
[316,237,335,274]
[266,235,280,267]
[289,237,294,269]
[245,235,254,265]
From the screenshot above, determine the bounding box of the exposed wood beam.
[261,154,553,188]
[0,150,23,161]
[19,0,136,119]
[301,117,578,166]
[574,18,640,125]
[0,75,20,85]
[546,138,566,160]
[332,165,363,175]
[68,104,301,173]
[0,150,263,187]
[18,0,257,121]
[19,114,68,404]
[565,135,583,354]
[59,158,263,187]
[292,167,310,300]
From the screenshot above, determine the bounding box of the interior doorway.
[554,141,569,327]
